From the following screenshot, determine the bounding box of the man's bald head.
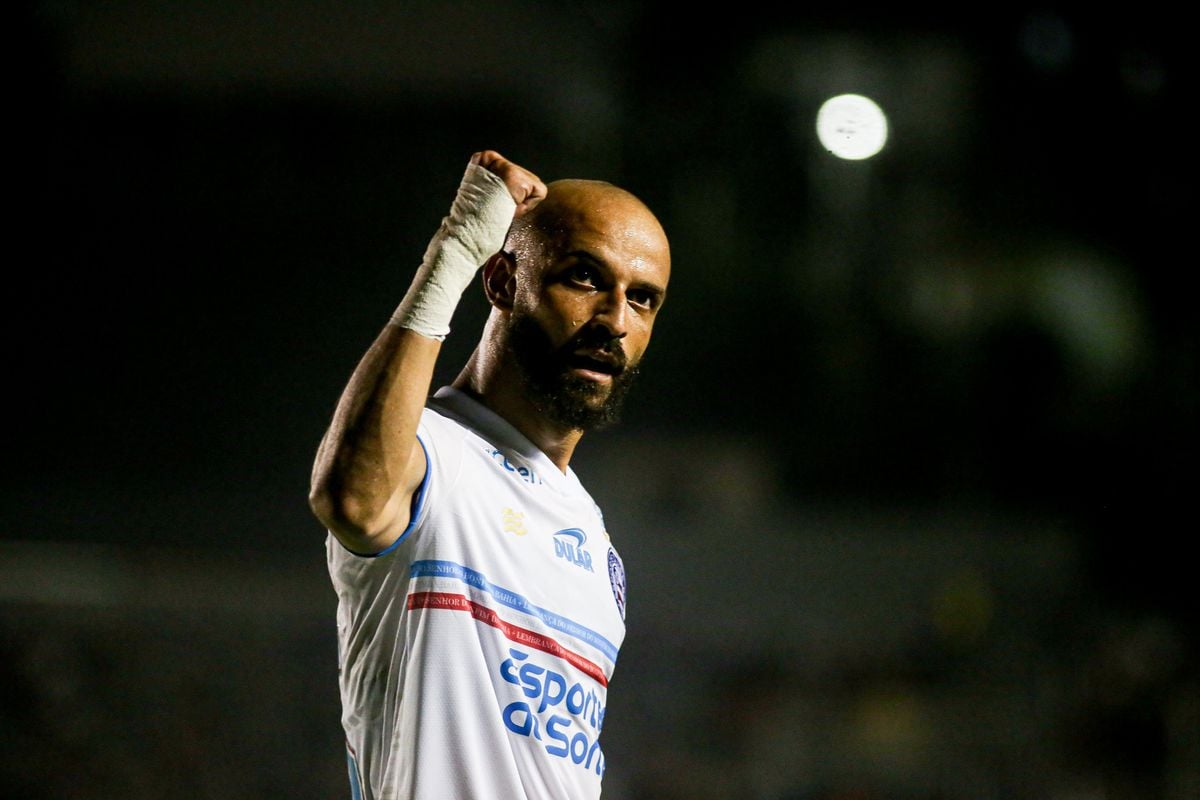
[503,179,670,279]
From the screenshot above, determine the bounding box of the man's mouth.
[567,349,624,380]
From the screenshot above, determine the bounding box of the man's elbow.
[309,479,372,541]
[310,481,405,556]
[308,480,339,531]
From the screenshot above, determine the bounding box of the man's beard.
[507,312,641,432]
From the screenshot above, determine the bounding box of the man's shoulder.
[418,400,476,446]
[418,394,502,470]
[422,387,502,446]
[422,392,477,431]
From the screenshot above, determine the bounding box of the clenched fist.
[471,150,547,217]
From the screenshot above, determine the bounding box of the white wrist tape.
[391,163,517,339]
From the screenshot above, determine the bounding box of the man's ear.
[483,251,517,310]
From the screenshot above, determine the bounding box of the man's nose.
[591,289,629,339]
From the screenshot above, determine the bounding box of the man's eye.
[628,290,655,309]
[567,265,598,286]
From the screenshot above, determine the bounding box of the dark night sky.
[9,2,1194,629]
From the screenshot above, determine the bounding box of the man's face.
[504,184,671,431]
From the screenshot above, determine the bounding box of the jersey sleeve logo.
[607,548,626,621]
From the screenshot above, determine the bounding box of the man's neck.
[451,363,582,474]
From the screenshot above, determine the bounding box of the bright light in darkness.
[816,94,889,160]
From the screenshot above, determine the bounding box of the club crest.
[607,548,626,621]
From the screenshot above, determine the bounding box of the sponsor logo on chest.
[497,647,607,776]
[485,447,542,485]
[552,528,594,573]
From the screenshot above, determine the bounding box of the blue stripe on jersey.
[346,746,363,800]
[409,559,619,662]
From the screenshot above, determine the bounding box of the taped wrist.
[391,163,517,339]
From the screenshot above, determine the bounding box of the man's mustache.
[561,325,628,373]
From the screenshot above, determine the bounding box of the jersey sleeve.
[325,405,465,560]
[407,406,465,539]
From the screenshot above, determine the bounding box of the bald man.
[310,151,670,800]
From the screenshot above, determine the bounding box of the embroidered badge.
[607,548,626,621]
[502,508,527,536]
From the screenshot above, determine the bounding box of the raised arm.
[309,151,546,554]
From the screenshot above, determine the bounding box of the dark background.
[5,2,1194,798]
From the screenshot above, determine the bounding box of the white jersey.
[327,386,628,800]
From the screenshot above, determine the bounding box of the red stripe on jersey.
[407,591,609,687]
